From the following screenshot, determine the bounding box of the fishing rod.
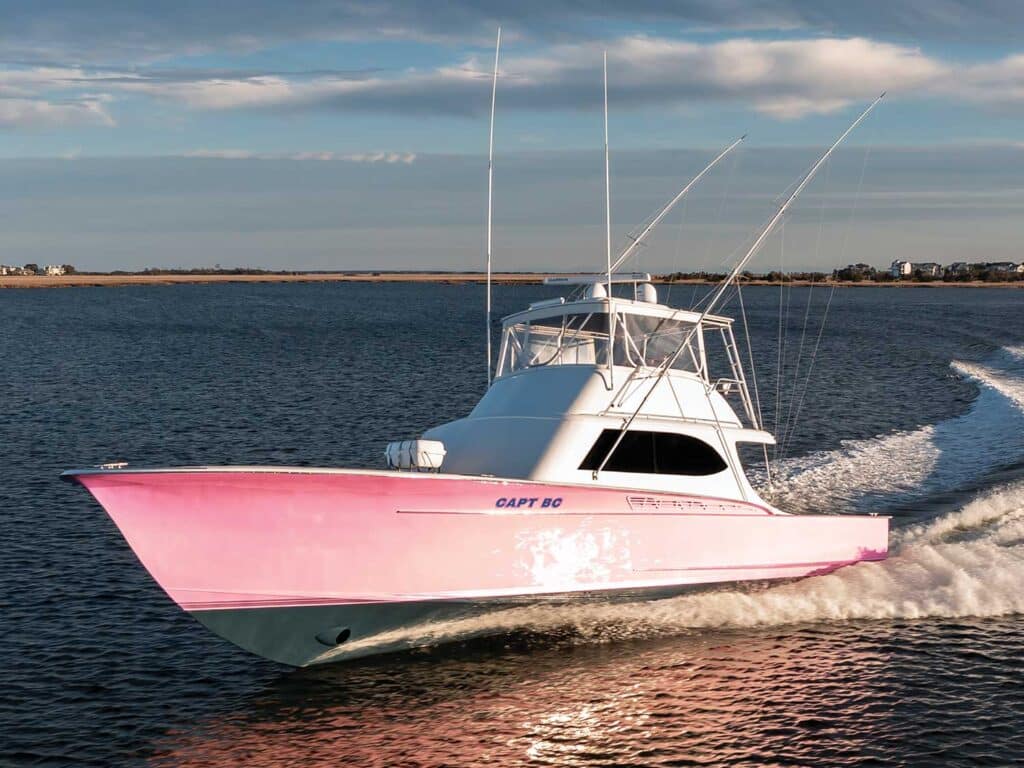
[594,93,885,479]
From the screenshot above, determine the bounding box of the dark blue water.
[2,283,1023,767]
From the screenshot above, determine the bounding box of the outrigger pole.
[699,92,885,318]
[594,92,885,479]
[609,134,746,275]
[486,27,501,386]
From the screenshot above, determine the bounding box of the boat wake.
[649,480,1024,630]
[767,345,1024,515]
[328,477,1024,662]
[332,478,1024,659]
[332,347,1024,660]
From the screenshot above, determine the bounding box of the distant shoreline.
[3,272,1024,289]
[0,272,553,289]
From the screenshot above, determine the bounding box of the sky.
[3,1,1024,271]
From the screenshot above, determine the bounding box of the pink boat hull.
[64,468,889,666]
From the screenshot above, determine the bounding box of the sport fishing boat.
[62,44,889,667]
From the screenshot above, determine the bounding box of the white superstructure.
[426,278,773,504]
[416,65,883,514]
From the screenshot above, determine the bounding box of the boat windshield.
[500,312,610,374]
[617,314,700,372]
[498,311,700,376]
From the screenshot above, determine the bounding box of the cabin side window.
[579,429,728,476]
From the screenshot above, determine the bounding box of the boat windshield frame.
[495,299,733,381]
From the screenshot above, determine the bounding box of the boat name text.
[495,497,562,509]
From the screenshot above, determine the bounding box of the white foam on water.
[657,481,1024,629]
[332,348,1024,658]
[331,480,1024,659]
[766,426,939,514]
[768,346,1024,514]
[953,365,1024,415]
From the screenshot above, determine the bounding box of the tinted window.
[579,429,728,476]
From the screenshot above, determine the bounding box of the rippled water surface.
[2,283,1023,766]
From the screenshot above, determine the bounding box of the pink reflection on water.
[148,625,891,767]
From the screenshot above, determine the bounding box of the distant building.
[947,262,971,274]
[44,265,65,276]
[913,262,943,278]
[890,260,913,277]
[987,262,1024,274]
[0,265,34,276]
[891,260,942,278]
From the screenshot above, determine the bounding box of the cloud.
[1,1,1022,64]
[0,95,113,129]
[340,151,417,163]
[182,148,256,159]
[183,149,417,163]
[116,36,943,120]
[7,145,1024,272]
[142,76,298,109]
[0,65,120,128]
[2,32,1024,129]
[949,54,1024,106]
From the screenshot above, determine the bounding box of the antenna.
[602,52,616,389]
[603,50,612,299]
[485,27,501,386]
